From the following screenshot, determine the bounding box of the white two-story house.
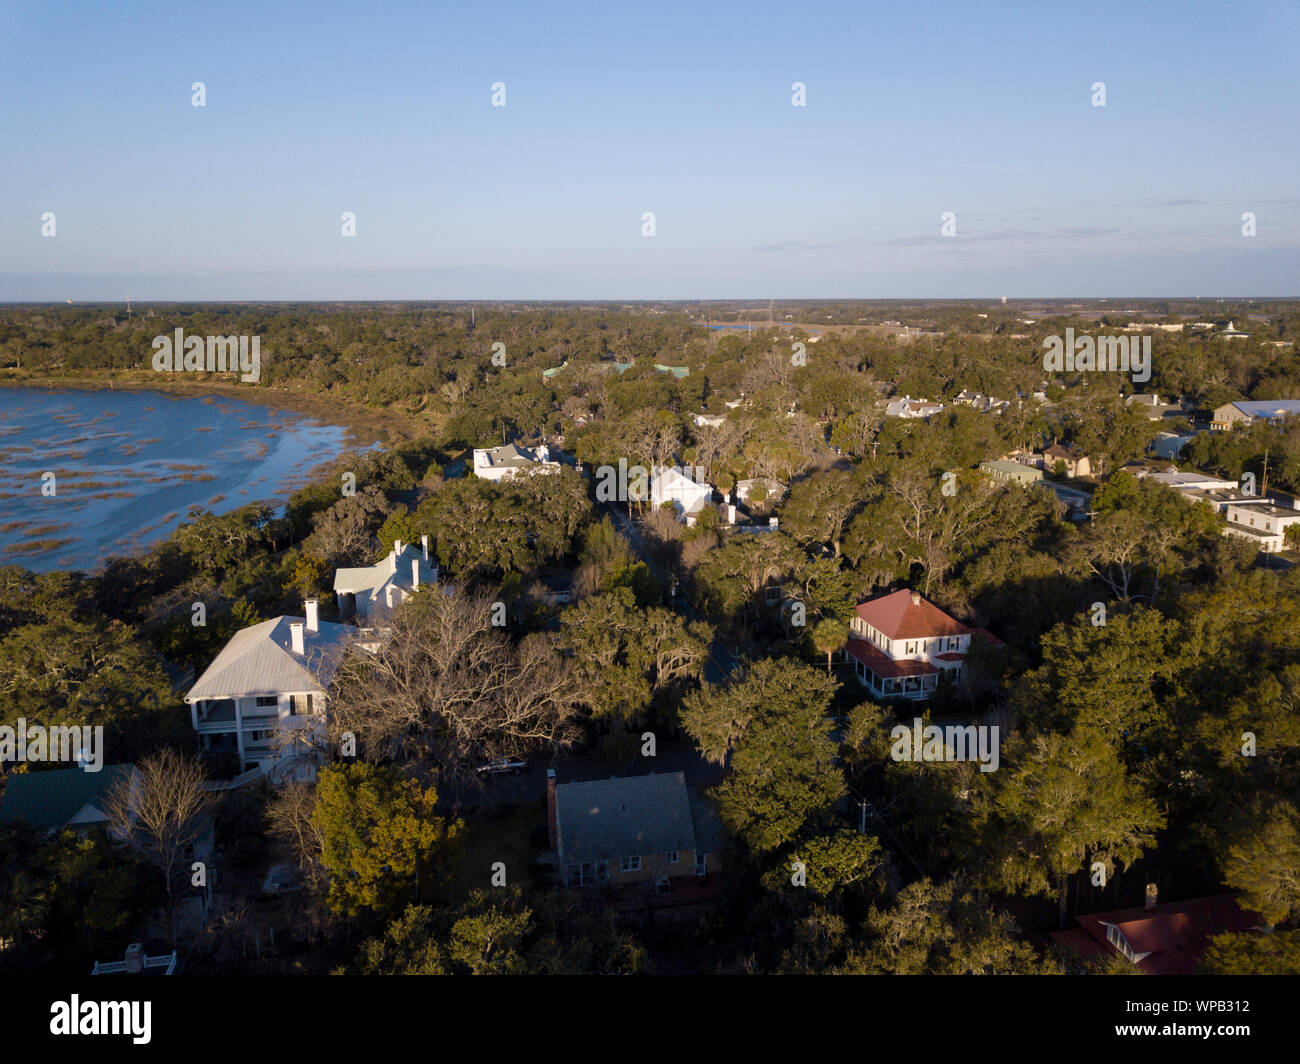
[650,465,714,525]
[186,599,354,781]
[472,442,560,481]
[845,589,1002,700]
[1224,503,1300,553]
[333,537,438,622]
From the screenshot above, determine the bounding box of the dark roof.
[0,765,135,831]
[555,771,698,865]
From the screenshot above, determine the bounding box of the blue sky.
[2,0,1297,300]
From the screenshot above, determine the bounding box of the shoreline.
[0,371,427,452]
[0,375,420,576]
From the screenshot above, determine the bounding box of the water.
[0,387,357,573]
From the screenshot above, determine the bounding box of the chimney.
[124,942,144,974]
[290,621,305,656]
[728,503,736,524]
[305,598,319,633]
[769,516,778,528]
[909,590,922,605]
[421,534,429,562]
[412,558,420,589]
[546,768,558,851]
[394,538,402,558]
[1145,883,1158,911]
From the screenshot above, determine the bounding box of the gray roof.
[186,616,354,701]
[475,442,544,469]
[555,771,698,864]
[334,544,436,596]
[1225,399,1300,419]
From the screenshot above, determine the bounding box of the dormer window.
[1105,923,1138,963]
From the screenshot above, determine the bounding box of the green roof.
[0,765,134,830]
[654,364,690,378]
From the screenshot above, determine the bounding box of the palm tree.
[812,617,849,674]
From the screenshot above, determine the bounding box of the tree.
[683,660,843,854]
[846,877,1047,975]
[812,617,849,673]
[311,763,460,918]
[780,470,863,557]
[327,586,582,784]
[986,729,1164,927]
[355,904,448,974]
[104,750,212,940]
[447,888,532,974]
[1219,800,1300,927]
[557,587,711,729]
[1200,929,1300,974]
[0,618,182,761]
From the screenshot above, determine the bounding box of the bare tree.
[328,586,583,789]
[105,750,212,942]
[266,779,327,892]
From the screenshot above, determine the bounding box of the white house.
[1224,503,1300,553]
[650,465,714,525]
[1138,470,1240,492]
[472,442,560,481]
[845,589,1001,700]
[186,600,356,780]
[885,396,944,419]
[333,537,437,622]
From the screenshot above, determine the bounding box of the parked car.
[476,756,528,776]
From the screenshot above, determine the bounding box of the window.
[289,694,313,716]
[656,876,671,896]
[621,856,641,872]
[694,852,707,876]
[1105,923,1138,963]
[665,850,679,864]
[255,696,277,707]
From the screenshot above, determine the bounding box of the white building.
[1139,471,1240,492]
[650,465,714,525]
[1224,503,1300,553]
[472,442,560,481]
[885,396,944,419]
[845,589,1002,700]
[186,600,355,780]
[333,537,437,622]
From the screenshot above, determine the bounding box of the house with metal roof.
[333,537,437,622]
[845,589,1002,700]
[0,764,139,835]
[548,770,723,895]
[1211,398,1300,431]
[185,599,356,780]
[472,441,561,482]
[980,459,1043,486]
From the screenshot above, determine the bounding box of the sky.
[1,0,1298,300]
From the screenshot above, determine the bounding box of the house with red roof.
[1051,893,1261,974]
[845,589,1002,700]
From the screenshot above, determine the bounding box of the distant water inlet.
[0,388,357,573]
